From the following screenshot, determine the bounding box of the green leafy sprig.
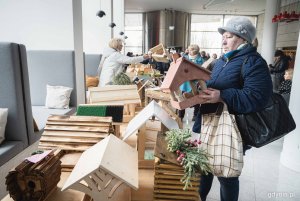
[165,128,212,190]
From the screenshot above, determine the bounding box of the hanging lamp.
[96,1,106,18]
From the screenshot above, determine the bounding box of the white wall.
[0,0,74,50]
[276,21,300,48]
[256,13,264,53]
[82,0,108,54]
[82,0,125,54]
[258,14,299,53]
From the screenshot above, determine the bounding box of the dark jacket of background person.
[269,50,289,92]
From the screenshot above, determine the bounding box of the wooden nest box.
[149,43,170,63]
[62,134,138,201]
[6,149,62,201]
[160,57,211,110]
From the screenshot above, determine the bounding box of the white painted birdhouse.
[62,134,138,201]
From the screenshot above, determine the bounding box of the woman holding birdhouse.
[98,38,150,87]
[194,17,273,201]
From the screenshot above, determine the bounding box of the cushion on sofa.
[45,85,73,109]
[0,108,8,144]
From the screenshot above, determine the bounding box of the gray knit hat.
[218,17,256,43]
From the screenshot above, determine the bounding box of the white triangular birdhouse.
[122,100,179,141]
[62,134,138,201]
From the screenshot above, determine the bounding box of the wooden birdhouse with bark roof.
[160,57,211,110]
[61,134,138,201]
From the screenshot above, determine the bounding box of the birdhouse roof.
[62,134,138,191]
[160,57,211,92]
[122,100,179,140]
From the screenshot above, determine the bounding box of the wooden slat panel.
[38,143,91,151]
[155,163,182,170]
[153,194,198,200]
[154,179,199,186]
[154,189,198,196]
[46,121,111,127]
[154,174,200,181]
[40,136,102,144]
[89,85,141,105]
[154,184,198,191]
[44,125,109,132]
[42,131,109,138]
[47,115,112,123]
[90,89,140,102]
[89,85,137,91]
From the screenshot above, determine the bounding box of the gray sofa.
[26,50,78,130]
[0,43,37,166]
[84,54,102,76]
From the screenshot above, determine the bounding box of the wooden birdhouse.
[122,100,179,168]
[61,134,138,201]
[88,85,141,122]
[160,57,211,110]
[6,149,63,201]
[149,43,171,63]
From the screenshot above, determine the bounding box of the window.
[191,14,257,57]
[124,13,143,55]
[191,15,223,57]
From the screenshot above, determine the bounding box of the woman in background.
[179,44,204,121]
[269,50,289,92]
[98,38,149,86]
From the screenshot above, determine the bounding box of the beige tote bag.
[199,103,243,177]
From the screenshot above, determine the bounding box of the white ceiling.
[125,0,267,15]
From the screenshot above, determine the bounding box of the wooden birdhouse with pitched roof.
[61,134,138,201]
[149,43,171,63]
[160,57,211,110]
[122,100,179,168]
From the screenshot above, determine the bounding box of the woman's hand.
[199,88,223,104]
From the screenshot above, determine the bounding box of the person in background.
[207,53,218,71]
[279,68,293,105]
[206,52,211,59]
[147,49,172,75]
[179,44,204,121]
[269,50,289,92]
[181,48,189,57]
[194,16,272,201]
[200,50,209,61]
[212,53,217,59]
[98,38,149,87]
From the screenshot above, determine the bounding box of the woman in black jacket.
[194,16,273,201]
[269,50,289,92]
